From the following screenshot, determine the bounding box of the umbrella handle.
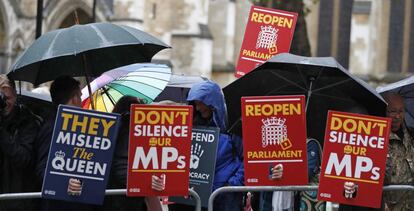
[82,54,95,110]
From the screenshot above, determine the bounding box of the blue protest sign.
[42,105,121,205]
[171,126,219,207]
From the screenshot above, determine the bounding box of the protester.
[381,92,414,210]
[101,95,163,211]
[259,138,323,211]
[339,93,414,211]
[0,74,40,211]
[186,80,244,211]
[35,75,96,211]
[337,105,382,211]
[98,96,163,211]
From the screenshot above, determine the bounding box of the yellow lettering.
[343,119,357,133]
[179,111,189,124]
[71,115,88,133]
[291,104,301,116]
[261,104,272,116]
[61,113,73,130]
[147,111,160,124]
[134,110,145,124]
[330,117,342,130]
[87,117,100,135]
[162,112,174,124]
[358,121,371,135]
[376,123,387,136]
[101,119,115,137]
[246,105,254,116]
[251,11,259,22]
[254,104,261,116]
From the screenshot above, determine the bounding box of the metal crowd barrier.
[0,188,202,211]
[207,185,414,211]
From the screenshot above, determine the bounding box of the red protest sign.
[127,104,193,196]
[241,95,308,186]
[235,6,298,77]
[318,111,391,208]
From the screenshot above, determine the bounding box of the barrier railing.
[3,185,414,211]
[0,188,201,211]
[207,185,414,211]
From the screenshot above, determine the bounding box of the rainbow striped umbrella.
[81,63,171,112]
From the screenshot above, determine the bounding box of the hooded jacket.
[187,81,244,190]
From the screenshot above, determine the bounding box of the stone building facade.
[0,0,412,88]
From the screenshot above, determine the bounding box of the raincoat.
[187,81,244,210]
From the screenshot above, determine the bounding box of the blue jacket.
[187,81,244,190]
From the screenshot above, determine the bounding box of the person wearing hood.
[187,80,244,211]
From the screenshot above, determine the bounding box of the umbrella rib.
[118,72,171,82]
[311,92,355,103]
[406,109,414,121]
[107,83,153,100]
[112,78,165,91]
[101,96,109,112]
[268,71,307,91]
[399,86,414,96]
[102,86,117,106]
[264,84,293,95]
[295,64,308,87]
[117,25,144,43]
[312,78,353,93]
[126,70,171,75]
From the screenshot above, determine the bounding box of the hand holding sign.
[271,164,283,180]
[42,106,121,205]
[318,111,391,208]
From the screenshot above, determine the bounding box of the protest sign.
[235,5,298,77]
[127,104,193,196]
[318,111,391,208]
[42,105,121,205]
[171,126,219,207]
[241,95,308,186]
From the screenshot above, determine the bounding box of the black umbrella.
[17,89,53,120]
[223,53,386,142]
[154,74,208,103]
[7,22,170,86]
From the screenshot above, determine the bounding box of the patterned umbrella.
[81,63,171,112]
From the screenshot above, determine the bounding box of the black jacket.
[35,109,96,211]
[0,105,41,211]
[100,118,145,211]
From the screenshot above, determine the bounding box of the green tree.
[252,0,311,56]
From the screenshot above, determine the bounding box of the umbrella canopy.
[376,76,414,127]
[8,22,170,86]
[81,63,171,112]
[17,89,53,120]
[223,53,387,142]
[154,74,208,103]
